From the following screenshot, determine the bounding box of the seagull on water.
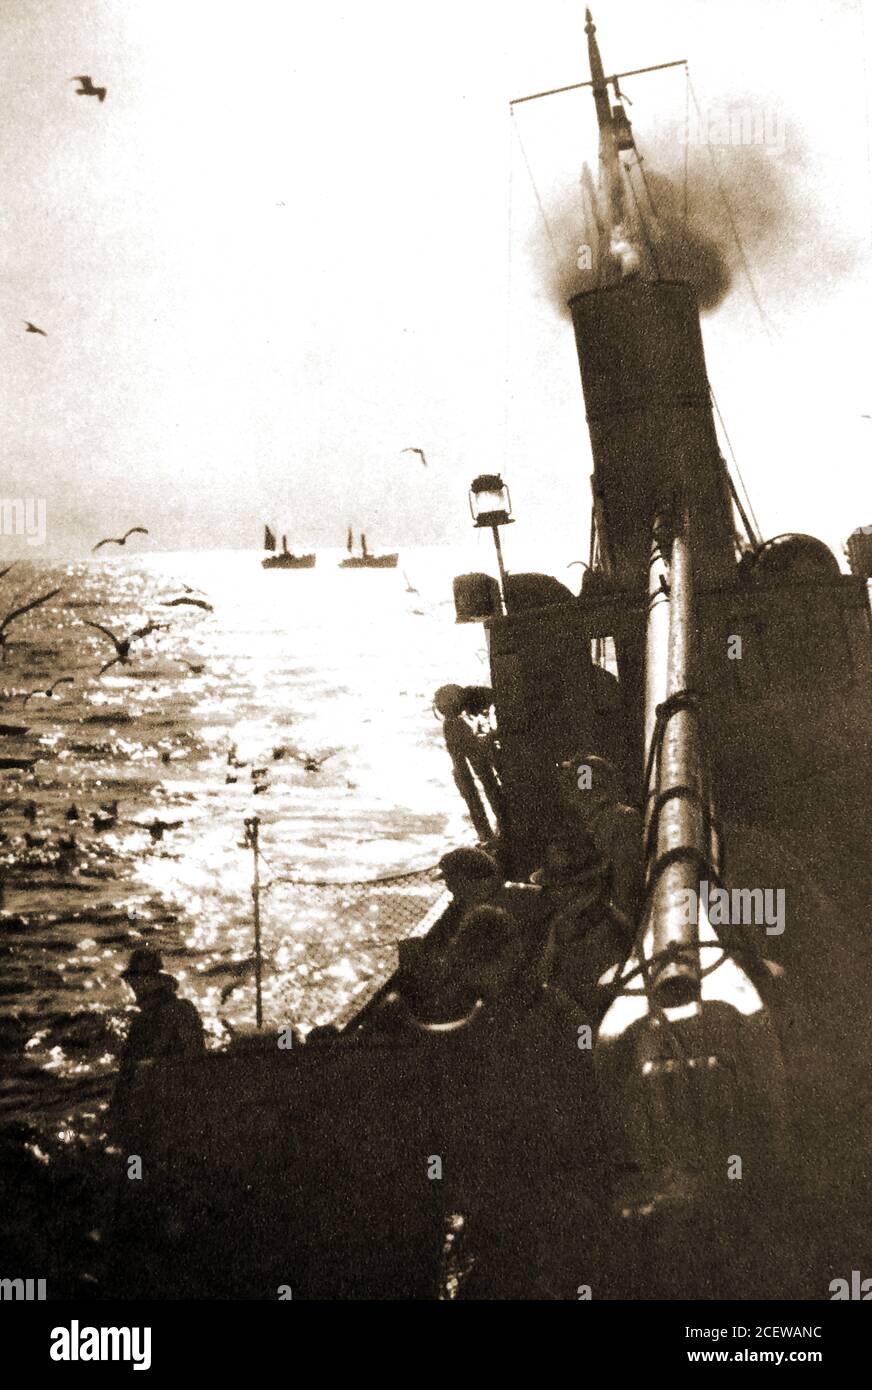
[91,801,118,831]
[23,676,75,704]
[161,596,213,612]
[288,748,338,774]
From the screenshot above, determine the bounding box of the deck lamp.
[469,474,512,607]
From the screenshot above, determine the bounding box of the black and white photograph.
[1,0,871,1354]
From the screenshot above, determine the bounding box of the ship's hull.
[261,553,316,569]
[107,766,872,1300]
[339,554,399,569]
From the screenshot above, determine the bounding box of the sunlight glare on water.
[0,546,485,1148]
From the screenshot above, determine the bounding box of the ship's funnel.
[570,279,736,591]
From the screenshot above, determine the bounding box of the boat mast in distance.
[260,522,315,570]
[339,524,398,569]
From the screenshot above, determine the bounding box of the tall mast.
[585,8,624,233]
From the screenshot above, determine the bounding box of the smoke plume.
[531,109,858,319]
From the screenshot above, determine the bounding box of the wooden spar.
[644,503,706,1006]
[509,58,687,107]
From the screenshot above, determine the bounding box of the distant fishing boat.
[339,526,398,569]
[261,525,316,570]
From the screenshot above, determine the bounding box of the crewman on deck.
[557,751,643,921]
[532,824,631,1017]
[429,903,532,1015]
[118,947,205,1069]
[434,684,505,845]
[393,847,507,1012]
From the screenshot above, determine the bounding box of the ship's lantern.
[469,474,513,529]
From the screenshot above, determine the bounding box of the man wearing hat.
[353,844,545,1031]
[119,947,205,1070]
[433,683,505,845]
[350,846,506,1032]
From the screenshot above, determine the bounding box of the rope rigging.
[685,70,779,342]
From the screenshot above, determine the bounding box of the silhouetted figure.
[427,903,530,1018]
[118,948,205,1071]
[434,684,505,844]
[353,847,504,1031]
[533,823,632,1016]
[556,752,642,920]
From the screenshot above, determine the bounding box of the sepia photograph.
[1,0,871,1354]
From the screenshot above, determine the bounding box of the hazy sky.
[1,0,870,565]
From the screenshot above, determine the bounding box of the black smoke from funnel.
[532,114,858,318]
[629,168,731,309]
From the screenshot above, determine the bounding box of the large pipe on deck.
[644,504,707,1007]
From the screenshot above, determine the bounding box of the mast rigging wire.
[509,107,563,273]
[686,72,779,342]
[709,386,763,543]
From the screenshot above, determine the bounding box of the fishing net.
[260,862,447,942]
[239,862,448,1031]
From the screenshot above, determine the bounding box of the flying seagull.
[71,76,106,102]
[82,618,165,675]
[289,748,338,774]
[401,447,428,466]
[92,526,149,553]
[148,817,183,842]
[24,322,47,336]
[0,588,62,653]
[23,675,75,704]
[161,596,213,612]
